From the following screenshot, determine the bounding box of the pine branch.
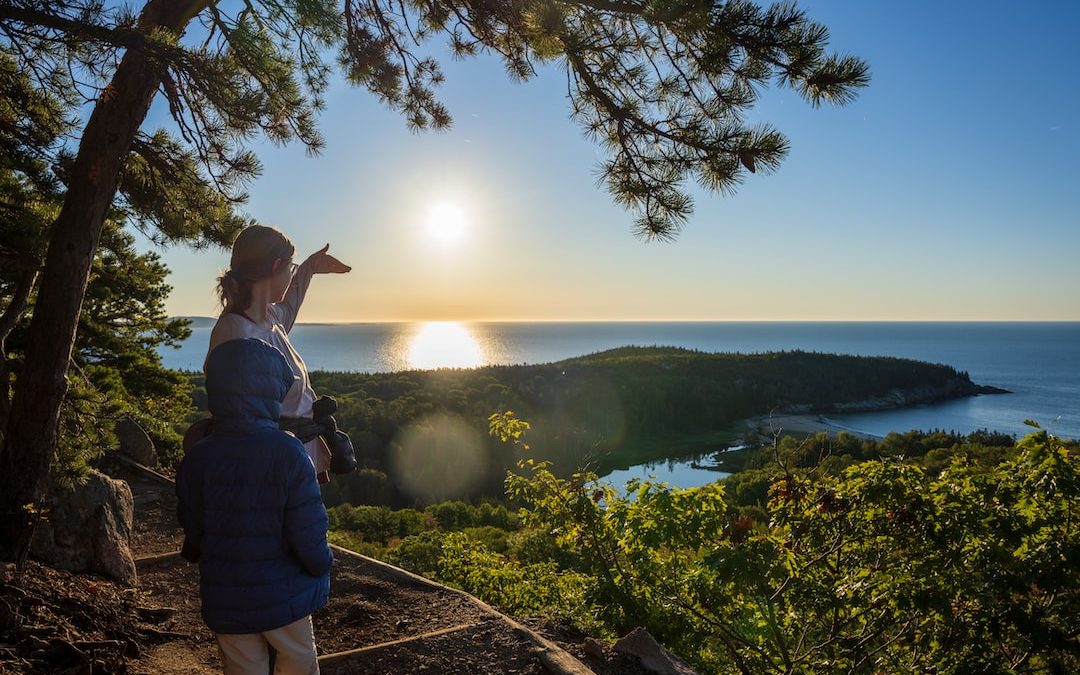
[0,4,145,50]
[0,266,36,353]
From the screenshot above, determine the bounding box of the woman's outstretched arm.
[276,244,351,332]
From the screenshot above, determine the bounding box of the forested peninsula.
[189,347,1005,507]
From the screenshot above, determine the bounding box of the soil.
[0,561,181,674]
[116,460,184,557]
[314,564,491,652]
[1,458,657,674]
[320,619,547,675]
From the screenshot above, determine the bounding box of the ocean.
[162,321,1080,442]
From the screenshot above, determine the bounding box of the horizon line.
[172,316,1080,324]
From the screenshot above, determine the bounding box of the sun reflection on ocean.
[407,322,485,370]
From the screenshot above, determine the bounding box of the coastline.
[744,414,883,441]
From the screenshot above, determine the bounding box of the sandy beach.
[743,414,883,441]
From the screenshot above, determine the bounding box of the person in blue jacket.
[177,337,332,674]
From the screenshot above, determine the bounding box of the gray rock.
[116,416,157,466]
[829,378,983,413]
[583,637,605,660]
[30,469,138,585]
[614,627,697,675]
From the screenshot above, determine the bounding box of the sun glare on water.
[408,322,485,370]
[425,202,467,243]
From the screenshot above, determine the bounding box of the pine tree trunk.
[0,0,203,564]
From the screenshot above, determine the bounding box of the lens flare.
[390,414,486,501]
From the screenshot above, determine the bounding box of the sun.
[425,202,467,243]
[407,322,484,369]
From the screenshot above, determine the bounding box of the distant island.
[186,346,1009,506]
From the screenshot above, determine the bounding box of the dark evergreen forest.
[187,347,985,507]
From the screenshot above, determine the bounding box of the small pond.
[599,447,745,492]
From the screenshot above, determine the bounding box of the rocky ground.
[1,459,656,674]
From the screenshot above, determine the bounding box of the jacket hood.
[206,338,297,434]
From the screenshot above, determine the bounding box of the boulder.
[116,416,157,466]
[614,627,697,675]
[582,637,605,660]
[30,469,138,586]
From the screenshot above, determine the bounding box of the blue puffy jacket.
[177,338,332,634]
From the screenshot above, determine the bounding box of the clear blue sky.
[141,0,1080,322]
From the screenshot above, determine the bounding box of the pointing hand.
[305,244,351,274]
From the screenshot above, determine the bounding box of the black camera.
[312,396,356,475]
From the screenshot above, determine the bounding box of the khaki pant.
[215,615,319,675]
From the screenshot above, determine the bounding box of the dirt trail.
[110,460,643,675]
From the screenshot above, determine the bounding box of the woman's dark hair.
[217,225,295,313]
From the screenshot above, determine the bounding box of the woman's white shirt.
[205,261,321,466]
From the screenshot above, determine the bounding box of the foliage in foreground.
[490,415,1079,673]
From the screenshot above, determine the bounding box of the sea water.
[163,321,1080,445]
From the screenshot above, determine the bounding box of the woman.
[209,224,351,483]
